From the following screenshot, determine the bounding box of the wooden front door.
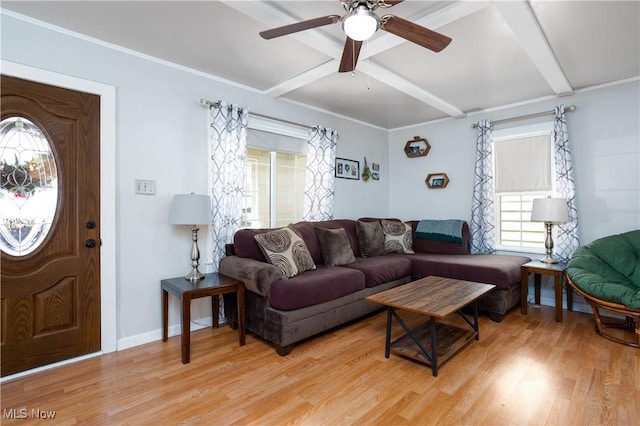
[0,75,101,377]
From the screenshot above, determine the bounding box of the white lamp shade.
[530,197,568,224]
[169,194,211,225]
[342,6,379,41]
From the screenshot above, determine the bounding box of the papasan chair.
[566,230,640,348]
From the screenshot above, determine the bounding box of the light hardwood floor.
[1,305,638,425]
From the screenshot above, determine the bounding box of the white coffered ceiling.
[2,1,638,129]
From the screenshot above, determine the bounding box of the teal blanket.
[415,219,465,245]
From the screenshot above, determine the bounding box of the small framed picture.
[425,172,449,189]
[408,146,421,156]
[372,163,380,172]
[372,172,380,181]
[335,158,360,180]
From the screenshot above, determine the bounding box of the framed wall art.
[372,162,380,180]
[335,158,360,180]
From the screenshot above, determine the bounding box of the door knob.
[86,221,96,229]
[85,239,97,248]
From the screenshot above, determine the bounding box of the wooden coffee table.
[366,276,495,376]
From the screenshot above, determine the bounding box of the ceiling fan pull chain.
[352,38,357,77]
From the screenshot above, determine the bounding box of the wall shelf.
[426,173,449,189]
[404,136,431,158]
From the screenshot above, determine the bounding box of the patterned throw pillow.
[381,220,414,254]
[254,225,316,278]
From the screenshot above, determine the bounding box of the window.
[0,117,58,256]
[493,123,553,251]
[242,147,306,228]
[241,120,307,229]
[498,193,546,249]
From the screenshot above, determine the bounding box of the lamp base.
[540,222,559,264]
[185,268,205,281]
[539,254,559,264]
[184,225,205,281]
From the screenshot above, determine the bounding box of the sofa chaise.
[220,218,530,355]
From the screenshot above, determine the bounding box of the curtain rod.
[200,98,312,131]
[470,104,576,128]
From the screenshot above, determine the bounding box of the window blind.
[494,134,551,193]
[248,128,306,155]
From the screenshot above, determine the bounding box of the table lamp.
[530,197,568,264]
[170,193,211,281]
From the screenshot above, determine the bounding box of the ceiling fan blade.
[338,38,363,73]
[380,15,452,52]
[260,15,341,39]
[377,0,404,7]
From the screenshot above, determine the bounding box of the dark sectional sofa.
[220,218,530,355]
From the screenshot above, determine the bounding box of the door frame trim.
[1,60,117,356]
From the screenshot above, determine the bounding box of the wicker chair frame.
[566,273,639,348]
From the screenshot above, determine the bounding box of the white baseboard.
[535,296,592,315]
[117,316,222,351]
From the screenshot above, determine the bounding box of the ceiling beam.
[493,0,573,95]
[265,60,338,98]
[361,61,466,118]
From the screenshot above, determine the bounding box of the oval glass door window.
[0,117,58,256]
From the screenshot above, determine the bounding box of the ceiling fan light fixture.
[342,5,379,41]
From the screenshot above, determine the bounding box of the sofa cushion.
[356,220,385,258]
[315,227,356,266]
[269,265,366,310]
[343,255,412,288]
[409,253,530,290]
[254,225,316,278]
[293,220,360,263]
[381,220,414,254]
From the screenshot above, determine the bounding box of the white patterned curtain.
[553,105,580,263]
[470,119,496,254]
[303,126,337,221]
[208,101,248,271]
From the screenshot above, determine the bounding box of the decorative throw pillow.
[254,225,316,278]
[315,227,356,266]
[381,220,414,254]
[356,220,385,258]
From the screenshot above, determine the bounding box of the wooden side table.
[162,273,245,364]
[521,260,572,322]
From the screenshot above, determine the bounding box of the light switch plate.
[135,179,156,195]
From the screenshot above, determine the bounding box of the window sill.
[495,247,544,258]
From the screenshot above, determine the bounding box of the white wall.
[1,14,390,345]
[388,79,640,244]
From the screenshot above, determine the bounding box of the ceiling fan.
[259,0,452,73]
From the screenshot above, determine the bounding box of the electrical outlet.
[134,179,156,195]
